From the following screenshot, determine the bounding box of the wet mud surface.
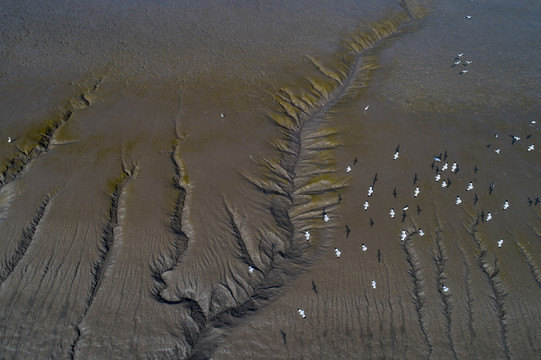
[1,0,540,359]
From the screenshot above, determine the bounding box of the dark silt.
[0,0,540,359]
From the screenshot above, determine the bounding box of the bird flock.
[291,118,538,320]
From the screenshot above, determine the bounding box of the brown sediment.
[69,162,136,359]
[466,216,511,360]
[0,193,54,286]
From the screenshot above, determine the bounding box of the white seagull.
[323,214,330,223]
[419,228,425,237]
[441,180,447,188]
[467,182,474,191]
[305,231,311,241]
[361,244,367,252]
[249,265,254,274]
[528,144,535,151]
[335,248,341,258]
[451,162,457,172]
[455,196,462,205]
[393,151,399,160]
[466,15,472,19]
[458,53,464,57]
[435,174,441,182]
[368,186,374,197]
[346,165,352,173]
[390,208,395,218]
[8,137,12,143]
[495,149,501,154]
[401,230,407,241]
[486,212,492,222]
[503,200,509,210]
[441,162,448,171]
[498,239,504,248]
[298,308,306,318]
[414,187,420,197]
[364,201,369,210]
[371,280,376,289]
[365,105,370,111]
[442,285,449,293]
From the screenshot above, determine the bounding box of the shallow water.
[0,0,540,359]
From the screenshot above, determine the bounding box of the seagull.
[365,105,370,111]
[441,180,447,188]
[510,135,520,145]
[528,144,535,151]
[467,181,474,191]
[434,155,442,162]
[464,60,472,64]
[364,201,369,210]
[390,208,395,218]
[8,137,12,143]
[362,243,367,252]
[435,174,441,182]
[220,113,225,118]
[495,149,501,154]
[401,230,407,241]
[305,231,311,241]
[403,205,409,211]
[456,196,462,205]
[452,60,461,67]
[419,228,425,236]
[503,200,509,210]
[498,239,504,248]
[416,205,422,215]
[345,225,351,238]
[312,281,318,294]
[442,162,448,171]
[393,188,397,199]
[298,308,306,318]
[486,212,492,222]
[393,151,399,160]
[414,187,420,197]
[413,173,418,184]
[335,248,341,258]
[451,162,457,172]
[443,285,449,293]
[324,214,329,223]
[346,165,352,173]
[368,186,374,197]
[371,280,376,289]
[466,15,472,19]
[369,218,375,227]
[458,53,464,57]
[460,70,468,74]
[249,266,254,273]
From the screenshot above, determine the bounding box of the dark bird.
[311,281,318,294]
[345,225,351,238]
[377,249,381,263]
[372,173,378,186]
[338,194,342,204]
[474,165,479,173]
[393,188,397,199]
[413,173,418,185]
[369,218,375,228]
[474,193,479,205]
[416,205,422,215]
[528,197,533,207]
[280,330,287,344]
[353,157,358,165]
[489,181,495,195]
[444,150,448,161]
[395,145,400,153]
[536,197,540,206]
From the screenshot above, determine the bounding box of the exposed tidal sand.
[1,0,540,359]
